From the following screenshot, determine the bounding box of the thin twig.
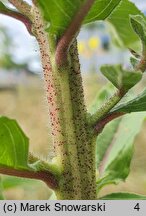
[8,0,32,19]
[55,0,95,66]
[0,9,32,34]
[95,112,124,134]
[89,90,125,127]
[0,166,58,189]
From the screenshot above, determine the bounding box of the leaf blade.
[130,15,146,44]
[111,88,146,113]
[0,117,30,170]
[0,177,4,200]
[2,176,38,190]
[97,113,146,191]
[38,0,122,37]
[0,2,8,12]
[99,192,146,200]
[100,64,142,92]
[84,0,122,23]
[107,0,145,51]
[96,119,121,168]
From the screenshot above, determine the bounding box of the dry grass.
[0,73,146,199]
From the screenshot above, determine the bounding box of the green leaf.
[90,85,122,167]
[84,0,121,24]
[0,177,4,200]
[0,117,31,170]
[38,0,82,36]
[99,192,146,200]
[38,0,144,50]
[130,57,139,69]
[38,0,122,37]
[0,2,8,12]
[96,113,146,192]
[107,0,145,51]
[96,119,121,168]
[2,176,37,190]
[130,15,146,44]
[111,88,146,113]
[100,64,142,92]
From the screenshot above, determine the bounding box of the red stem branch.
[0,10,32,34]
[0,166,58,189]
[95,112,125,134]
[55,0,95,66]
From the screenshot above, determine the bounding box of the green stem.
[29,153,61,177]
[32,6,82,199]
[88,91,123,127]
[53,62,82,200]
[68,40,97,199]
[32,6,97,200]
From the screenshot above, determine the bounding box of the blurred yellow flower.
[78,41,86,54]
[88,37,100,49]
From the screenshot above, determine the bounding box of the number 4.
[134,203,140,211]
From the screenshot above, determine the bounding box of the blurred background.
[0,0,146,199]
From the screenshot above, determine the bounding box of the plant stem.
[0,166,58,189]
[95,112,124,134]
[69,40,97,199]
[56,0,95,66]
[32,6,82,199]
[8,0,31,19]
[0,8,32,34]
[89,91,124,127]
[32,4,97,200]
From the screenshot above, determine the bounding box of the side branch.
[88,90,125,127]
[0,166,58,190]
[95,112,124,134]
[0,8,32,34]
[56,0,95,66]
[8,0,31,19]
